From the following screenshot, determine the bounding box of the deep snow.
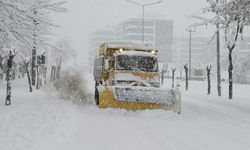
[0,76,250,150]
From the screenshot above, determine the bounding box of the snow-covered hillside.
[0,77,250,150]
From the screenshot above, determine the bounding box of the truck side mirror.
[93,57,104,79]
[105,59,109,70]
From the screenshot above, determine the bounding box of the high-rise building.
[117,18,173,64]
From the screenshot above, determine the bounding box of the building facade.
[88,18,174,72]
[173,36,250,82]
[117,18,173,64]
[173,37,217,70]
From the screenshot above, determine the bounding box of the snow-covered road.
[0,78,250,150]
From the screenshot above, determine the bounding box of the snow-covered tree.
[192,0,250,99]
[0,0,31,84]
[0,0,66,85]
[28,0,67,85]
[1,0,66,102]
[0,0,33,46]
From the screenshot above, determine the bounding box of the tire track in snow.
[184,97,250,125]
[129,117,175,150]
[129,114,220,150]
[182,98,250,149]
[187,94,250,115]
[94,113,151,150]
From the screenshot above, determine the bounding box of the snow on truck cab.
[93,42,181,113]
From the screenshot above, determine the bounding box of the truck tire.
[95,82,99,105]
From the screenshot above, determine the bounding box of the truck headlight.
[151,51,156,55]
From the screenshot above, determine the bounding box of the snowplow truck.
[93,42,181,113]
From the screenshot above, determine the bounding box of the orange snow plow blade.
[98,86,181,113]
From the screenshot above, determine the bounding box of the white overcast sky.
[51,0,241,64]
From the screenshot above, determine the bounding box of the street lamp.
[186,26,196,80]
[126,0,162,44]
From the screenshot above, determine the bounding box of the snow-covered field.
[0,76,250,150]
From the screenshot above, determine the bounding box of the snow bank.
[1,77,250,150]
[0,79,77,150]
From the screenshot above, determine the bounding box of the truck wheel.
[95,83,99,105]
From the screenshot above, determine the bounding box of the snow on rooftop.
[114,50,156,57]
[104,42,157,51]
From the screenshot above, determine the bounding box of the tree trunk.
[5,52,14,105]
[0,55,3,80]
[50,66,53,82]
[40,65,43,87]
[6,69,12,106]
[43,66,47,85]
[184,65,188,91]
[12,67,16,80]
[56,66,59,79]
[207,66,211,95]
[0,55,2,69]
[40,77,42,87]
[161,69,164,85]
[53,66,56,81]
[172,69,175,88]
[180,70,182,81]
[26,64,33,92]
[228,49,233,99]
[36,65,40,89]
[31,9,38,86]
[50,66,56,82]
[56,60,61,79]
[31,45,36,86]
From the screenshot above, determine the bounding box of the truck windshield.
[116,55,158,72]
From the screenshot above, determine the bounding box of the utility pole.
[216,0,222,96]
[186,26,196,80]
[126,0,162,44]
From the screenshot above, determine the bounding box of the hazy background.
[52,0,222,64]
